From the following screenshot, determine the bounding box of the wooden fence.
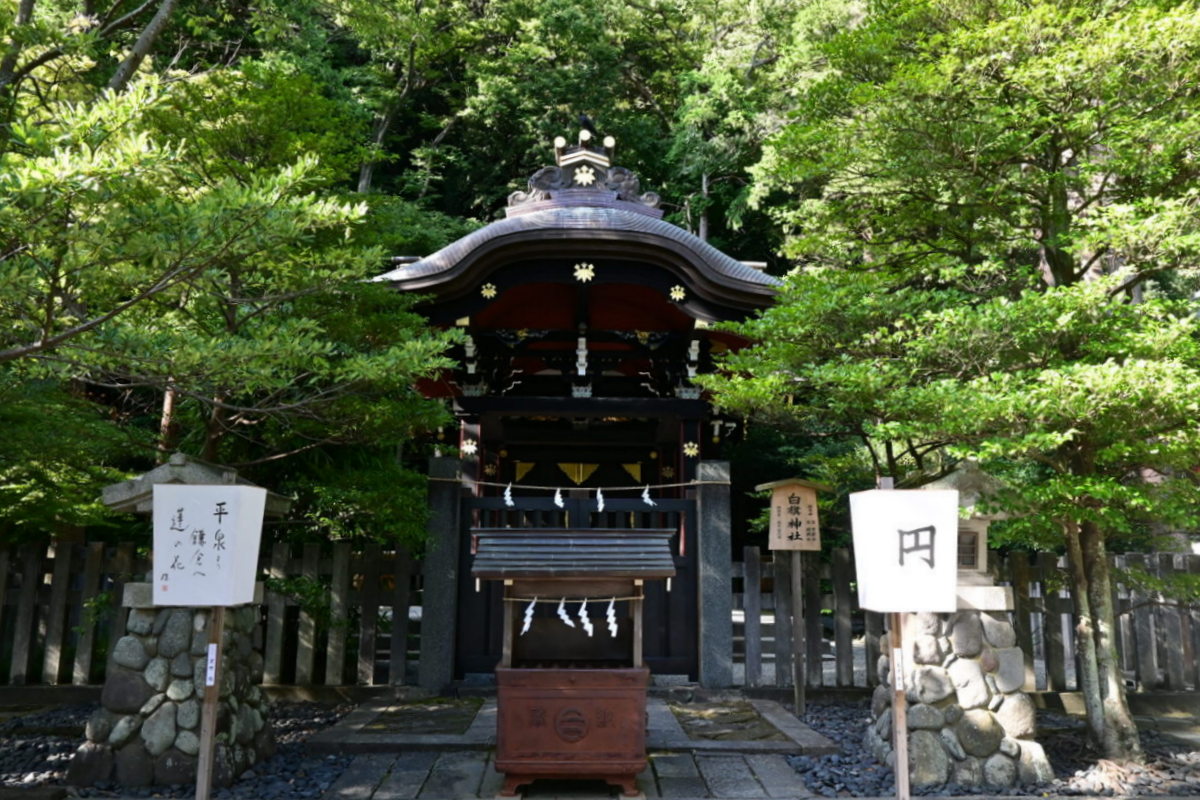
[1,539,1198,691]
[0,540,420,687]
[732,547,1200,693]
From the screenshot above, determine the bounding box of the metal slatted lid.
[471,528,676,579]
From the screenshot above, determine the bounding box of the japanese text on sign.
[763,482,821,551]
[153,484,266,607]
[161,502,230,584]
[849,489,958,612]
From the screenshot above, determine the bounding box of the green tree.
[709,0,1200,761]
[0,2,468,545]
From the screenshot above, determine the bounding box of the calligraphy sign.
[849,489,959,612]
[152,484,266,607]
[761,482,821,551]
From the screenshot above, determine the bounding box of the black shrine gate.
[378,130,778,688]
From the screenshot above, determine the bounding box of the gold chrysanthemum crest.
[574,262,596,282]
[574,165,597,186]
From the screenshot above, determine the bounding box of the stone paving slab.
[316,696,833,757]
[743,754,811,799]
[648,699,835,755]
[309,693,836,800]
[374,752,441,800]
[420,751,492,799]
[694,756,765,798]
[326,753,398,800]
[316,751,813,800]
[310,699,497,753]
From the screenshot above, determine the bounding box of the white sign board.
[153,484,266,607]
[849,489,959,613]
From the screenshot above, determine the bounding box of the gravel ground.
[1,697,1198,797]
[0,701,354,798]
[790,699,1200,797]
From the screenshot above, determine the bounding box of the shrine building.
[375,131,778,690]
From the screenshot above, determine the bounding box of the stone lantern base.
[67,588,273,788]
[866,609,1053,790]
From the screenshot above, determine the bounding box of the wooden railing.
[0,540,419,687]
[732,546,1200,693]
[0,539,1196,691]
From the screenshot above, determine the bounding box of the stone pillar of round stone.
[66,583,274,789]
[865,602,1053,791]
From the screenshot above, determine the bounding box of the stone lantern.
[864,463,1053,790]
[68,454,289,789]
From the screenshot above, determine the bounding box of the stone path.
[310,698,836,757]
[321,750,815,800]
[313,696,833,800]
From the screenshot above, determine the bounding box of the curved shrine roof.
[374,136,779,311]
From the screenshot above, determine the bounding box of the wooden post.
[501,581,514,668]
[743,547,763,688]
[791,550,806,715]
[876,476,909,800]
[633,579,644,668]
[196,606,226,800]
[889,611,910,800]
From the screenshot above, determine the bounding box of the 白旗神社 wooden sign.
[756,478,827,551]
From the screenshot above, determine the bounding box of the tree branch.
[0,260,194,363]
[107,0,177,91]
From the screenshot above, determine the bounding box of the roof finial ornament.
[509,126,659,210]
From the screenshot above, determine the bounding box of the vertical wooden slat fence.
[256,540,419,687]
[326,542,351,686]
[0,539,419,687]
[805,557,824,689]
[0,538,1197,690]
[72,542,105,685]
[294,543,320,685]
[733,546,1200,693]
[11,544,43,685]
[389,549,415,686]
[42,542,73,684]
[356,543,383,685]
[1187,554,1200,689]
[263,542,288,685]
[732,547,870,690]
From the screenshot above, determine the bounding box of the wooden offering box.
[471,529,676,798]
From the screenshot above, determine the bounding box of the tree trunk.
[1080,520,1144,761]
[1063,519,1108,750]
[201,396,225,462]
[0,0,37,91]
[157,383,179,462]
[356,104,397,193]
[1039,140,1076,287]
[107,0,178,91]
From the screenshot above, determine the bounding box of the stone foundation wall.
[866,610,1053,790]
[67,604,273,788]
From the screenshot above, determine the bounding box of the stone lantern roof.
[101,452,292,516]
[922,461,1009,521]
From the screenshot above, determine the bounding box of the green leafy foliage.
[705,0,1200,759]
